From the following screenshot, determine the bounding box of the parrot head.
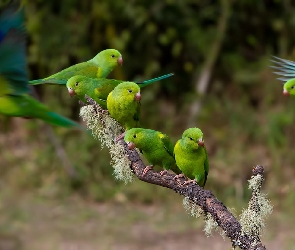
[283,79,295,96]
[94,49,123,67]
[181,128,204,150]
[66,75,88,97]
[124,128,144,150]
[113,81,141,103]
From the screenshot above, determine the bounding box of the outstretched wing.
[271,56,295,82]
[0,4,28,95]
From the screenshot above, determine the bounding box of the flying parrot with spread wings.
[0,2,83,129]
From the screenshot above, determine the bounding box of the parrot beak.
[283,89,290,96]
[118,56,123,66]
[198,138,204,147]
[134,92,141,102]
[68,87,75,97]
[127,142,136,150]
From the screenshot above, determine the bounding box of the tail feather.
[135,73,174,87]
[45,111,85,130]
[29,78,67,85]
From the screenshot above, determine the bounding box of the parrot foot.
[115,132,126,142]
[173,174,185,180]
[183,179,196,186]
[173,174,186,185]
[159,170,168,176]
[143,165,153,176]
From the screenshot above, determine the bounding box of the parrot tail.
[135,73,174,87]
[45,111,85,130]
[29,78,67,85]
[270,56,295,82]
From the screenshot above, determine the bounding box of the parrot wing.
[271,56,295,82]
[0,6,29,95]
[159,133,174,158]
[203,147,209,186]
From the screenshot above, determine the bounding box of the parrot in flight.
[107,81,141,133]
[124,128,181,176]
[29,48,123,85]
[271,56,295,96]
[66,73,174,109]
[173,128,209,187]
[0,2,83,129]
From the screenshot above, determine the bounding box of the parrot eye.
[75,82,79,86]
[189,137,193,141]
[128,89,133,93]
[133,134,137,138]
[291,86,295,89]
[111,54,115,58]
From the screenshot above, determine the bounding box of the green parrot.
[107,81,141,131]
[271,56,295,96]
[29,49,123,85]
[173,128,209,187]
[0,3,83,129]
[66,73,174,109]
[124,128,181,175]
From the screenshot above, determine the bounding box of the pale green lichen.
[204,213,219,237]
[110,142,134,183]
[239,174,273,237]
[80,104,133,183]
[182,197,225,238]
[182,197,203,218]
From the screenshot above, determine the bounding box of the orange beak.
[68,88,75,97]
[283,89,290,96]
[127,142,136,150]
[135,92,141,102]
[118,56,123,66]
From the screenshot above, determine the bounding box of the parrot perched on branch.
[107,82,141,131]
[173,128,209,187]
[0,2,83,129]
[29,49,123,85]
[66,73,174,109]
[271,56,295,96]
[124,128,181,175]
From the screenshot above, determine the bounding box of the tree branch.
[81,98,268,250]
[120,139,266,249]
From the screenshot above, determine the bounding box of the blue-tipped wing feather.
[0,4,28,95]
[271,56,295,82]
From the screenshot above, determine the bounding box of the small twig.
[187,0,231,126]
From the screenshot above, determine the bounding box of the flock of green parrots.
[0,3,293,188]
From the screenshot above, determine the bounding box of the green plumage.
[29,49,122,85]
[66,74,174,109]
[107,82,141,130]
[0,3,83,129]
[124,128,181,174]
[174,128,209,187]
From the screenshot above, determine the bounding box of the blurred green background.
[1,0,295,249]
